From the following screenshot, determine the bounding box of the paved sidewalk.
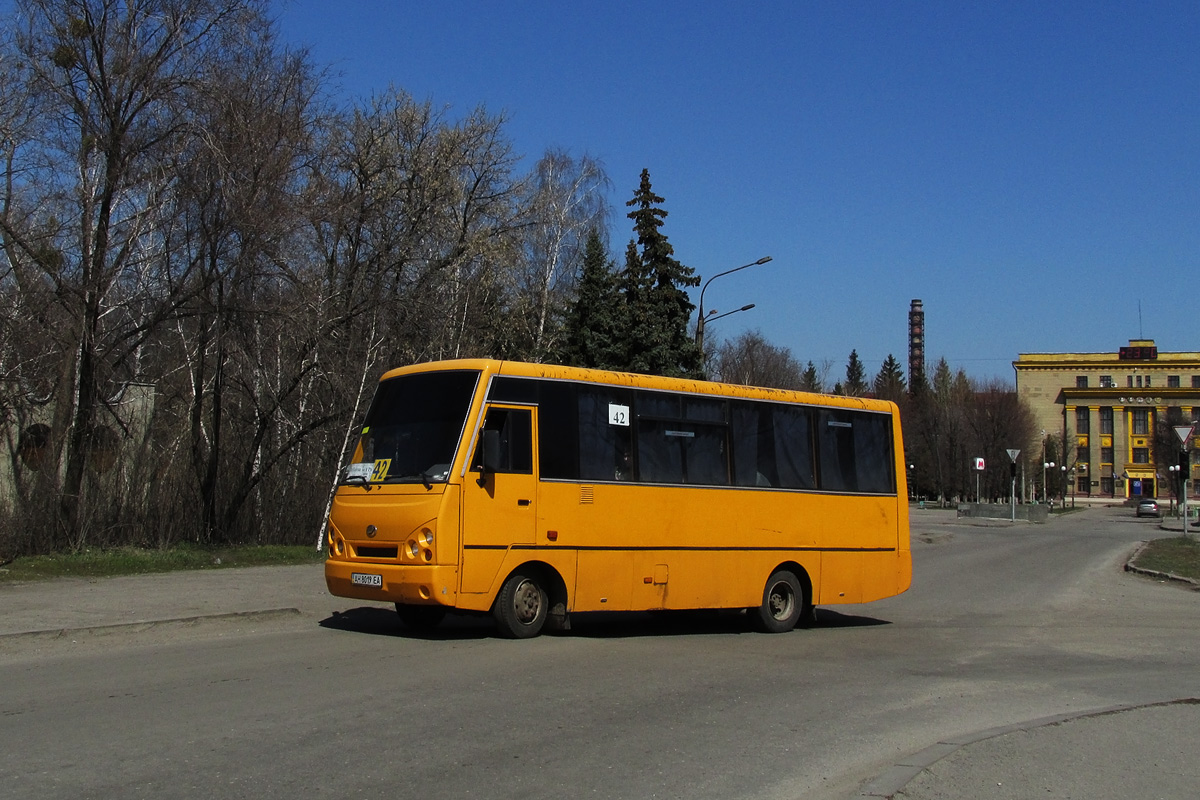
[0,562,332,638]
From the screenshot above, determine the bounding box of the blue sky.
[285,2,1193,381]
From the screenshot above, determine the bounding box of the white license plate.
[351,572,383,587]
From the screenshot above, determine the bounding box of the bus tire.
[753,570,803,633]
[395,603,447,630]
[493,569,548,639]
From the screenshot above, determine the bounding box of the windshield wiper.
[343,474,373,491]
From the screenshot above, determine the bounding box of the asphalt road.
[0,507,1197,799]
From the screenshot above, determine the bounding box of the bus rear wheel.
[395,603,447,631]
[753,570,803,633]
[493,569,548,639]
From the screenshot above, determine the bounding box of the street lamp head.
[695,256,772,354]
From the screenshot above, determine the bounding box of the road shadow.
[319,605,890,640]
[318,606,494,640]
[813,608,892,629]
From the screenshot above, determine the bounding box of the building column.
[1114,403,1127,499]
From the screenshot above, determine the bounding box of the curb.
[0,607,303,643]
[1123,540,1200,590]
[853,698,1200,799]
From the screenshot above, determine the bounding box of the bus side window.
[816,410,893,493]
[473,408,533,474]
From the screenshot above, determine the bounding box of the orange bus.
[324,359,911,637]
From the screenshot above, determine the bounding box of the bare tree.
[1,0,287,546]
[711,330,804,389]
[513,149,611,359]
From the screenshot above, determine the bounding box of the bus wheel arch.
[752,563,813,633]
[491,562,567,638]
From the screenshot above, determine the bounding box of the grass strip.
[1133,536,1200,582]
[0,545,324,583]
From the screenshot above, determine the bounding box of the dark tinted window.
[816,409,894,493]
[489,376,539,404]
[731,403,814,489]
[352,370,479,483]
[472,407,533,474]
[536,381,578,479]
[578,387,634,481]
[635,391,729,485]
[533,381,634,482]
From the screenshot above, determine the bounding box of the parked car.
[1135,499,1160,518]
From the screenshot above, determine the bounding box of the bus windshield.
[343,370,480,485]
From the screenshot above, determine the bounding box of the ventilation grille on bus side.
[580,485,594,504]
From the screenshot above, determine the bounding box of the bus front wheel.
[493,570,548,639]
[753,570,803,633]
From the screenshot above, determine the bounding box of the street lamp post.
[1169,464,1181,515]
[694,256,772,353]
[1043,460,1055,505]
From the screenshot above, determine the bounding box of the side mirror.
[478,429,501,485]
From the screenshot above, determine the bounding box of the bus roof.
[378,359,899,415]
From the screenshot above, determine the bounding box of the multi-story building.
[1013,340,1199,501]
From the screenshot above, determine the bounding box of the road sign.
[1007,449,1020,462]
[974,457,985,471]
[1174,425,1195,446]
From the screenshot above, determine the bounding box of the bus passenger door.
[461,405,537,594]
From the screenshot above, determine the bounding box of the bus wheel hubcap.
[769,584,794,619]
[514,580,541,623]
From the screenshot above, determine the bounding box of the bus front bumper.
[324,560,459,606]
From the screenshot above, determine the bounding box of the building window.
[1145,376,1152,387]
[1075,407,1089,434]
[1077,477,1089,493]
[1100,407,1113,435]
[1168,375,1180,388]
[1132,447,1149,464]
[1101,476,1114,495]
[1100,375,1114,388]
[1132,408,1150,435]
[1100,446,1113,464]
[1076,375,1088,388]
[1168,407,1183,425]
[1127,375,1134,388]
[1076,445,1088,464]
[1193,375,1200,388]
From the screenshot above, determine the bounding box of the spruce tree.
[845,350,868,396]
[800,361,822,393]
[559,229,623,369]
[873,354,907,402]
[621,169,701,377]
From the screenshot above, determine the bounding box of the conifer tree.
[559,230,622,369]
[621,169,701,377]
[873,354,907,402]
[844,349,868,396]
[800,361,822,393]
